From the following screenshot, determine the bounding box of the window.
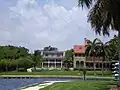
[45,53,48,56]
[45,59,49,62]
[56,59,61,62]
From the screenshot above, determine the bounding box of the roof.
[73,45,85,54]
[41,50,64,54]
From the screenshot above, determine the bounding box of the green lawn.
[40,81,115,90]
[0,70,112,76]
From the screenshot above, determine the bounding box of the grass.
[0,70,112,77]
[40,81,116,90]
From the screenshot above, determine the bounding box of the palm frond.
[78,0,93,8]
[88,0,120,36]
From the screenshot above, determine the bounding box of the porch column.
[109,62,111,69]
[105,62,108,70]
[48,61,49,68]
[55,59,56,68]
[61,61,62,68]
[98,62,100,69]
[42,63,43,68]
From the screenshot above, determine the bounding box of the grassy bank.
[0,70,112,76]
[40,81,116,90]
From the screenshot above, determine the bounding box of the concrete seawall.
[0,75,114,80]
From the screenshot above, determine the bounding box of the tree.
[109,35,118,60]
[64,49,74,70]
[85,38,101,75]
[0,45,29,60]
[32,50,44,70]
[17,56,33,71]
[97,40,111,75]
[78,0,120,36]
[78,0,120,84]
[0,45,31,72]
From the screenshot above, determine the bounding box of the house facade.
[73,39,112,70]
[40,46,65,68]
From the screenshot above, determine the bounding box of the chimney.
[84,38,88,45]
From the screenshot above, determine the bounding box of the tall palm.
[85,38,101,75]
[78,0,120,83]
[97,40,111,76]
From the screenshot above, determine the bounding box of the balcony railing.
[43,56,64,59]
[43,61,62,63]
[74,56,85,59]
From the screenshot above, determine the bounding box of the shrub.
[18,68,26,72]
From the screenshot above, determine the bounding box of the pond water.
[0,77,112,90]
[0,77,78,90]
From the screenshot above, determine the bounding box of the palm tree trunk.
[93,57,96,75]
[109,62,111,70]
[33,64,36,71]
[105,62,108,71]
[118,30,120,86]
[93,62,96,75]
[101,60,104,76]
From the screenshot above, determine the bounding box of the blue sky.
[0,0,117,51]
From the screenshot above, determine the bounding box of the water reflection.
[0,77,75,90]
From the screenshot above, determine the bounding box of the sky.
[0,0,117,52]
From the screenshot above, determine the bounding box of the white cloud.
[0,0,115,51]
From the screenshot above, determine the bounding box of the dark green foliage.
[64,49,74,69]
[78,0,93,8]
[0,45,44,72]
[109,35,118,60]
[32,50,44,70]
[78,0,120,36]
[18,68,27,72]
[0,45,30,72]
[0,45,29,60]
[85,38,113,75]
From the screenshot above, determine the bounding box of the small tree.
[83,68,86,81]
[64,49,74,70]
[32,50,44,71]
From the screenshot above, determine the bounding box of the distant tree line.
[0,45,43,72]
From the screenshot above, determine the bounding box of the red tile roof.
[73,39,88,54]
[73,45,85,53]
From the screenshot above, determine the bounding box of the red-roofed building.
[73,39,87,68]
[73,39,111,70]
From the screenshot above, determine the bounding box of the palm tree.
[109,35,118,60]
[78,0,120,36]
[78,0,120,83]
[97,40,111,75]
[85,38,101,75]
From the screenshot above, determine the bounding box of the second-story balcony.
[74,56,85,59]
[43,55,64,59]
[43,61,62,63]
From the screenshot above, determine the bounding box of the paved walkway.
[21,81,69,90]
